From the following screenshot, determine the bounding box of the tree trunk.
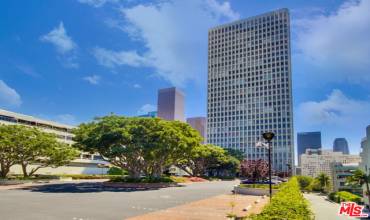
[0,165,9,178]
[21,163,29,177]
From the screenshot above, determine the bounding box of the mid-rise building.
[0,108,109,175]
[138,111,158,118]
[331,162,362,194]
[301,149,361,178]
[187,117,207,143]
[207,9,294,173]
[157,87,185,122]
[297,131,322,165]
[333,138,349,154]
[360,125,370,207]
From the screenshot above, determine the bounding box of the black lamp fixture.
[262,131,275,142]
[262,131,275,202]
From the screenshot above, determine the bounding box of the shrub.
[58,174,120,180]
[329,191,362,203]
[239,183,281,189]
[107,167,127,175]
[251,177,313,220]
[169,176,188,183]
[296,175,314,191]
[109,176,174,183]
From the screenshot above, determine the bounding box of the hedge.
[251,177,313,220]
[328,191,362,203]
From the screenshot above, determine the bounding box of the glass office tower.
[207,9,294,173]
[297,131,322,165]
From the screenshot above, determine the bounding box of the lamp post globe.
[262,132,275,142]
[262,131,275,202]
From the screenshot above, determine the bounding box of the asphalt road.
[0,180,238,220]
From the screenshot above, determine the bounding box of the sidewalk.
[127,194,268,220]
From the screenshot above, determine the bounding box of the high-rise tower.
[157,87,185,122]
[207,9,294,173]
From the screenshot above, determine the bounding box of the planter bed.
[234,186,279,196]
[103,182,179,189]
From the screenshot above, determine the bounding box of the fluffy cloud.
[0,80,22,107]
[95,0,239,86]
[137,104,156,115]
[297,89,370,126]
[83,75,101,85]
[77,0,119,8]
[40,22,78,68]
[296,89,370,153]
[295,0,370,82]
[93,47,150,68]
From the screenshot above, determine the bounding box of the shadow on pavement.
[17,182,183,193]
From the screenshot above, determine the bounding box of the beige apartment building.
[301,149,361,178]
[0,108,109,175]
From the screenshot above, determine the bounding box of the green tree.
[0,125,18,178]
[346,169,370,205]
[296,175,314,191]
[0,125,79,177]
[316,173,331,192]
[225,148,245,162]
[73,115,202,178]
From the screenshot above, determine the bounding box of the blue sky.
[0,0,369,155]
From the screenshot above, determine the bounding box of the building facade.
[360,125,370,207]
[157,87,185,122]
[331,162,362,194]
[187,117,207,143]
[301,149,361,178]
[297,131,322,165]
[0,108,109,175]
[333,138,349,154]
[207,9,294,173]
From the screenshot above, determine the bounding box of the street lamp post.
[262,131,275,202]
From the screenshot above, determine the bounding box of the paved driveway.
[0,180,238,220]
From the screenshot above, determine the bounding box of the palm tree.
[346,169,370,207]
[316,173,330,192]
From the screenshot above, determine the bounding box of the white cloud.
[78,0,119,8]
[297,89,370,126]
[93,47,150,68]
[96,0,239,86]
[83,75,101,85]
[0,80,22,107]
[40,22,76,54]
[295,0,370,82]
[137,104,156,115]
[133,83,141,88]
[40,22,79,68]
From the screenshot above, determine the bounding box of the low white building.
[301,149,361,178]
[0,108,110,175]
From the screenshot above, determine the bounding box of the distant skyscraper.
[297,132,321,165]
[187,117,207,143]
[157,87,185,122]
[333,138,349,154]
[207,9,294,173]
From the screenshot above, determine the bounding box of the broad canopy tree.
[73,116,203,178]
[0,125,79,177]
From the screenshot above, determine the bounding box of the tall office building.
[157,87,185,122]
[297,131,322,165]
[333,138,349,154]
[207,9,294,173]
[187,117,207,143]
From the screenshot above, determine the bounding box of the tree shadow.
[17,182,183,193]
